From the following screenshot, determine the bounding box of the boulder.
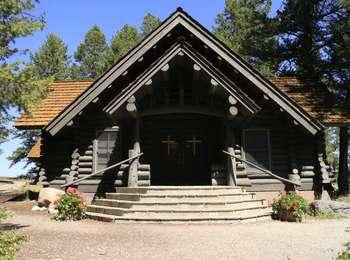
[48,204,58,215]
[38,187,64,207]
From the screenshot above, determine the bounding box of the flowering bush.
[54,189,87,221]
[272,192,309,222]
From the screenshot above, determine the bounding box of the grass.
[307,209,345,220]
[0,208,27,260]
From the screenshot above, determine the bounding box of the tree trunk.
[338,127,349,195]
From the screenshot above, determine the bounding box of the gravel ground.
[3,201,350,260]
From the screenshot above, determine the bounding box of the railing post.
[227,147,236,186]
[128,149,139,187]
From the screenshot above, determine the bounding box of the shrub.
[272,192,309,222]
[0,232,26,260]
[54,191,87,221]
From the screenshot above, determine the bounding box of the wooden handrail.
[61,153,143,188]
[222,150,301,186]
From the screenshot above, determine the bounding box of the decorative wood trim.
[44,9,322,136]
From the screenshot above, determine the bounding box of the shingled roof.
[14,77,350,129]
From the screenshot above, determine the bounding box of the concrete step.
[105,192,255,202]
[86,210,272,223]
[116,186,244,194]
[87,204,268,217]
[94,198,266,210]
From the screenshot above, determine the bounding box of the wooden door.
[142,115,211,185]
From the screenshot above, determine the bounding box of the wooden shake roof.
[15,77,350,129]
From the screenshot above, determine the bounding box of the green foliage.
[141,13,161,37]
[0,232,26,260]
[276,0,343,80]
[0,208,26,260]
[338,241,350,260]
[31,33,70,80]
[0,0,49,154]
[0,208,12,223]
[272,192,309,221]
[73,25,112,79]
[325,127,339,170]
[213,0,278,75]
[111,24,141,62]
[54,192,86,221]
[311,209,340,220]
[7,129,40,168]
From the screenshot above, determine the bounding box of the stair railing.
[222,150,301,186]
[61,153,143,188]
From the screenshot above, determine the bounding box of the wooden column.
[314,131,331,199]
[287,128,301,190]
[225,123,235,186]
[338,127,349,195]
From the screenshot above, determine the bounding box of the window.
[94,127,119,172]
[243,129,271,171]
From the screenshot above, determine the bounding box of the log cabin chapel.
[14,8,350,221]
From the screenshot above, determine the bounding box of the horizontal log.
[138,180,151,186]
[78,168,93,174]
[79,156,93,161]
[78,162,93,167]
[301,171,315,177]
[138,172,150,180]
[138,164,151,171]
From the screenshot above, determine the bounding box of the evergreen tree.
[73,25,112,79]
[213,0,278,75]
[276,0,342,80]
[111,24,141,62]
[0,0,50,152]
[31,33,70,80]
[141,13,161,37]
[9,33,70,167]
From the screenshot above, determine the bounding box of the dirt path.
[3,201,350,260]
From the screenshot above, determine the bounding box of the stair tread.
[106,192,253,198]
[87,204,268,213]
[87,211,272,221]
[95,198,264,205]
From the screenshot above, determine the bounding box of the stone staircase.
[86,186,272,223]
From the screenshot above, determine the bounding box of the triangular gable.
[104,42,260,115]
[44,8,323,136]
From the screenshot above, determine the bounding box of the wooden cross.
[186,136,202,156]
[161,136,177,155]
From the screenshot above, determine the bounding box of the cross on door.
[186,136,202,156]
[161,135,177,155]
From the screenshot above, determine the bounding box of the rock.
[31,205,41,211]
[48,203,58,215]
[311,200,350,215]
[32,205,47,211]
[38,188,64,207]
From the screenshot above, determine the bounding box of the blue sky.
[0,0,283,177]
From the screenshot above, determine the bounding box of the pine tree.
[111,24,141,62]
[141,13,161,37]
[213,0,278,75]
[73,25,112,79]
[276,0,342,80]
[0,0,50,152]
[31,33,70,80]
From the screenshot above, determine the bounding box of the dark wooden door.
[142,115,211,185]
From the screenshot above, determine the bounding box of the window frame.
[93,126,120,173]
[242,128,271,171]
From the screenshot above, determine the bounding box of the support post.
[225,123,235,186]
[287,128,301,191]
[128,149,139,187]
[338,127,349,195]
